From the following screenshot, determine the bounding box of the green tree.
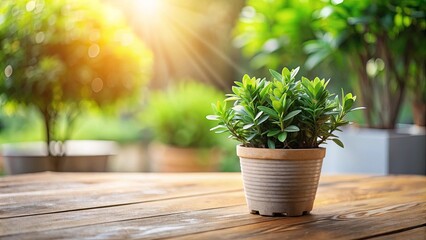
[305,0,426,128]
[0,0,152,155]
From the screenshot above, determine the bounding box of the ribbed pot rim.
[237,145,326,160]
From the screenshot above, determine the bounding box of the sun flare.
[137,0,162,17]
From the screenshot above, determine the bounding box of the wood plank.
[315,175,426,205]
[0,205,258,240]
[366,226,426,240]
[1,175,425,239]
[0,173,375,218]
[169,194,426,240]
[0,173,244,218]
[0,172,241,193]
[0,191,246,236]
[3,189,425,240]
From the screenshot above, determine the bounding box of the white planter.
[109,143,149,172]
[322,125,426,175]
[2,140,117,175]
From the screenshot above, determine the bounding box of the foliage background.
[0,0,423,171]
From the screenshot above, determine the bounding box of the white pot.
[322,125,426,175]
[2,140,117,175]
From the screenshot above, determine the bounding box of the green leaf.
[324,111,340,115]
[210,125,226,131]
[273,88,281,98]
[350,107,366,112]
[344,98,354,111]
[332,138,344,148]
[247,133,257,141]
[267,139,275,149]
[254,111,263,121]
[269,69,282,81]
[206,115,220,120]
[225,96,239,101]
[259,83,271,99]
[257,115,269,125]
[272,100,282,112]
[290,66,300,80]
[283,110,301,121]
[232,86,240,95]
[215,129,228,134]
[244,106,255,119]
[278,132,287,142]
[281,68,290,78]
[242,74,250,84]
[234,81,243,87]
[267,129,281,137]
[304,40,333,70]
[243,123,255,130]
[258,106,278,118]
[284,125,300,132]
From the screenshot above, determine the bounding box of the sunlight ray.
[166,20,227,89]
[166,3,246,75]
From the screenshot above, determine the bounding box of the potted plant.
[143,81,225,172]
[304,0,425,129]
[208,67,359,216]
[0,0,152,174]
[303,0,426,174]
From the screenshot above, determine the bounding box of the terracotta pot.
[148,143,221,172]
[237,145,325,217]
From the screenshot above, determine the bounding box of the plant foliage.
[305,0,426,128]
[234,0,324,72]
[144,81,225,148]
[208,67,361,149]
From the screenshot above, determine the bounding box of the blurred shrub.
[142,81,226,148]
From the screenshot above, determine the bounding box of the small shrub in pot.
[208,67,361,216]
[144,81,225,172]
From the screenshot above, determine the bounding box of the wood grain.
[168,195,426,240]
[0,173,243,218]
[0,173,425,240]
[367,226,426,240]
[4,191,425,240]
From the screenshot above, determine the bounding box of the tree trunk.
[41,109,52,157]
[41,108,62,171]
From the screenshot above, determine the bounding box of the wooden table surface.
[0,173,425,240]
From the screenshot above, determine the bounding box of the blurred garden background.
[0,0,424,175]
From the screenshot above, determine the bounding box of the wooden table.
[0,173,425,239]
